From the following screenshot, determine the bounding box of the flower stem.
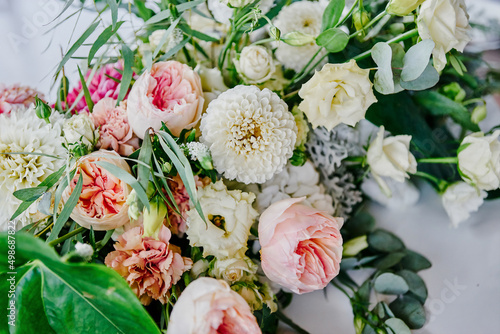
[349,10,388,39]
[417,157,458,164]
[413,171,448,192]
[275,310,310,334]
[352,28,419,62]
[48,226,87,247]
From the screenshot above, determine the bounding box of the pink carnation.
[0,83,42,114]
[105,225,193,305]
[65,62,124,113]
[90,97,139,156]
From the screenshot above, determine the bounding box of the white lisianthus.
[210,256,258,283]
[386,0,425,16]
[442,182,487,227]
[298,60,377,130]
[366,126,417,195]
[63,113,98,149]
[200,85,297,184]
[186,180,258,258]
[457,130,500,191]
[417,0,471,72]
[234,46,275,84]
[0,106,66,229]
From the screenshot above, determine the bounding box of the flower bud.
[34,96,52,123]
[343,235,369,257]
[386,0,425,16]
[281,31,316,46]
[471,104,487,124]
[126,190,140,221]
[269,26,281,41]
[353,9,371,33]
[354,315,365,334]
[441,82,466,102]
[143,196,168,239]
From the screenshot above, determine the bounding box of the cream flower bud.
[190,259,210,278]
[367,126,417,195]
[234,46,275,84]
[458,130,500,191]
[63,113,98,149]
[442,182,487,227]
[209,256,258,283]
[231,282,277,312]
[126,190,140,221]
[386,0,425,16]
[143,196,168,239]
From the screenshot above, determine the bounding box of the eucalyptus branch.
[352,28,419,62]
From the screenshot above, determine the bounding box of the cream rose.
[458,130,500,191]
[366,126,417,195]
[234,46,275,84]
[167,278,261,334]
[298,60,377,130]
[209,256,258,283]
[127,61,204,138]
[442,182,487,227]
[186,180,258,258]
[63,113,98,149]
[417,0,471,72]
[386,0,425,16]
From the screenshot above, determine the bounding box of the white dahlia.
[186,180,258,258]
[0,107,66,229]
[200,85,297,184]
[272,1,327,72]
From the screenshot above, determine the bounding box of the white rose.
[186,180,258,258]
[417,0,471,72]
[386,0,425,16]
[458,130,500,191]
[298,60,377,130]
[63,113,98,149]
[442,182,487,227]
[366,126,417,195]
[234,46,275,84]
[210,256,257,283]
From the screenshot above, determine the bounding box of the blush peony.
[105,225,192,305]
[166,277,261,334]
[90,98,139,156]
[63,150,132,230]
[0,83,42,114]
[127,61,204,138]
[259,197,344,294]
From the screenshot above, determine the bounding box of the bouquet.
[2,0,499,333]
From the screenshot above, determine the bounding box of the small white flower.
[186,180,258,258]
[458,130,500,191]
[442,182,487,227]
[200,85,297,184]
[186,142,210,161]
[210,256,258,283]
[148,28,183,54]
[234,45,275,84]
[75,242,94,260]
[63,113,98,149]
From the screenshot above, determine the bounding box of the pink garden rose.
[65,62,124,113]
[0,83,42,114]
[63,150,132,230]
[127,61,204,138]
[259,197,344,294]
[167,277,261,334]
[105,225,192,305]
[90,98,139,156]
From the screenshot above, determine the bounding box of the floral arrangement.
[1,0,499,333]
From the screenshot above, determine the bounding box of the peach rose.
[258,197,344,294]
[63,150,132,230]
[90,98,139,156]
[105,225,192,305]
[167,277,261,334]
[127,61,204,138]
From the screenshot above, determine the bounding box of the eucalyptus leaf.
[400,61,439,91]
[88,21,124,66]
[385,318,411,334]
[372,42,394,94]
[316,28,349,53]
[106,0,119,29]
[154,18,182,58]
[397,270,428,304]
[389,296,426,329]
[368,229,405,252]
[78,66,94,112]
[159,37,189,61]
[116,44,133,104]
[401,39,435,82]
[321,0,345,31]
[176,0,204,11]
[13,187,47,202]
[374,273,409,295]
[372,252,406,270]
[145,10,171,25]
[401,250,432,272]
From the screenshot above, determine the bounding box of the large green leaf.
[321,0,345,31]
[389,296,426,329]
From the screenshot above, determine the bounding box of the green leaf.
[137,131,153,192]
[179,24,219,42]
[47,173,84,243]
[372,252,406,270]
[389,296,426,329]
[159,37,189,61]
[55,21,100,77]
[400,61,439,91]
[401,39,435,82]
[368,229,405,252]
[145,9,171,25]
[106,0,119,29]
[13,187,47,202]
[177,0,204,12]
[321,0,345,31]
[0,233,59,271]
[88,21,124,66]
[345,212,375,237]
[372,42,394,94]
[374,273,409,295]
[50,0,76,24]
[316,28,349,53]
[78,66,95,113]
[401,250,432,272]
[134,0,155,21]
[153,17,182,58]
[385,318,411,334]
[397,270,428,304]
[116,44,134,105]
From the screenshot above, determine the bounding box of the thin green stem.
[48,226,86,247]
[352,28,419,62]
[462,98,485,106]
[417,157,458,164]
[338,0,360,27]
[413,171,448,192]
[349,10,388,39]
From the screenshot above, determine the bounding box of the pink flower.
[63,150,132,231]
[105,225,192,305]
[65,62,124,113]
[90,98,139,156]
[167,277,261,334]
[0,83,42,114]
[258,197,344,294]
[127,61,204,138]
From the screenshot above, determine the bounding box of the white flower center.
[227,114,269,154]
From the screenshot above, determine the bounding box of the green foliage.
[321,0,345,32]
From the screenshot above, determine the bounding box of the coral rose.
[167,277,261,334]
[105,225,192,305]
[63,150,132,230]
[127,60,204,138]
[259,197,343,294]
[90,98,139,156]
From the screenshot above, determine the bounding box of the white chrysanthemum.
[0,106,66,229]
[186,180,258,258]
[442,182,487,227]
[256,161,335,215]
[200,85,297,184]
[272,1,327,72]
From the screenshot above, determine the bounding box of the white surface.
[1,1,500,334]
